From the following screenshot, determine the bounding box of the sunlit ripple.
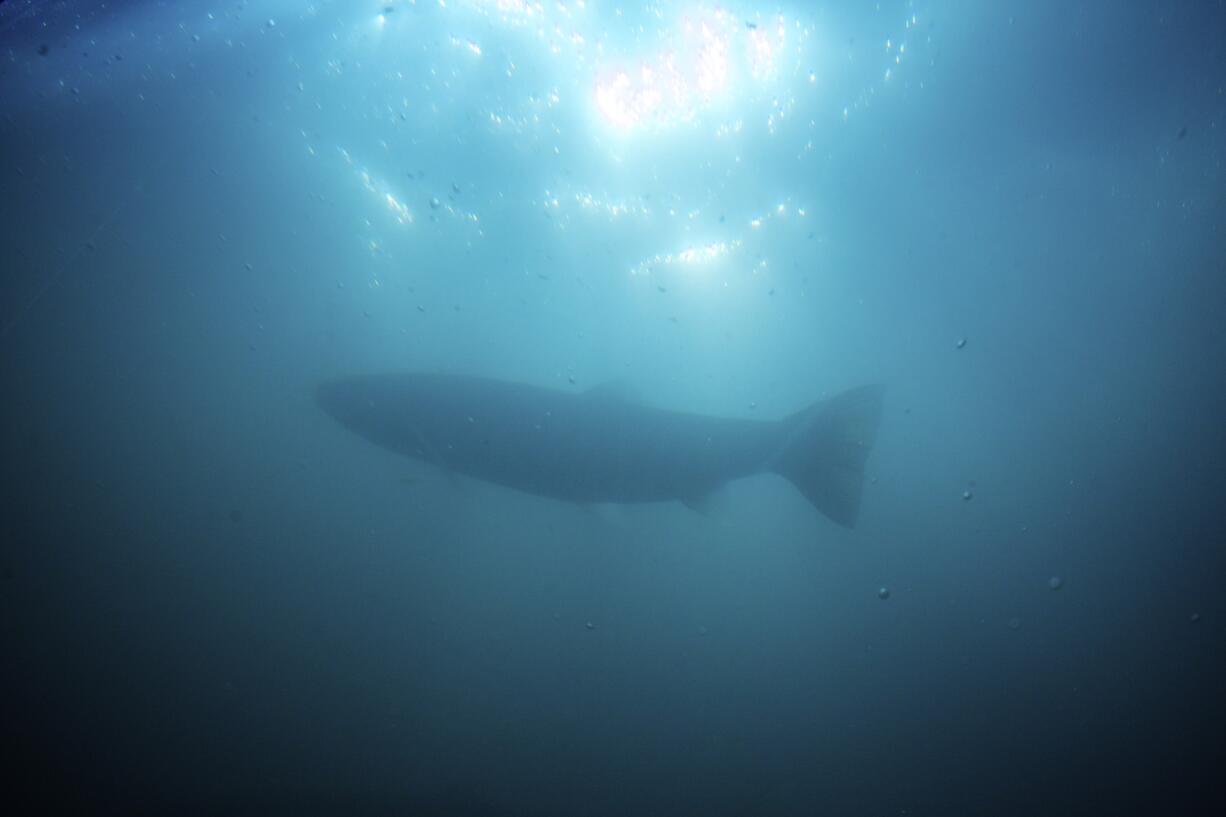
[627,196,808,282]
[630,239,742,278]
[373,1,927,140]
[841,11,928,122]
[591,7,799,132]
[332,144,483,232]
[330,0,927,300]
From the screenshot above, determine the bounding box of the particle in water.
[1048,576,1064,591]
[877,587,890,600]
[1007,616,1022,630]
[585,621,595,631]
[962,488,973,501]
[429,197,440,209]
[956,336,967,349]
[1190,612,1201,623]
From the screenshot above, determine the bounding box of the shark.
[317,373,883,527]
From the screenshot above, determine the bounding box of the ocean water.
[2,1,1224,814]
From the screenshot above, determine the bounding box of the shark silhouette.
[318,373,883,527]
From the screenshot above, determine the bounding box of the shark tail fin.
[771,385,884,528]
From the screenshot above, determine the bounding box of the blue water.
[2,1,1223,814]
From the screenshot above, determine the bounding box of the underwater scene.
[2,0,1224,814]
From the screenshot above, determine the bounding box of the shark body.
[317,373,883,527]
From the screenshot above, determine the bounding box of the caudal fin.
[771,385,884,528]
